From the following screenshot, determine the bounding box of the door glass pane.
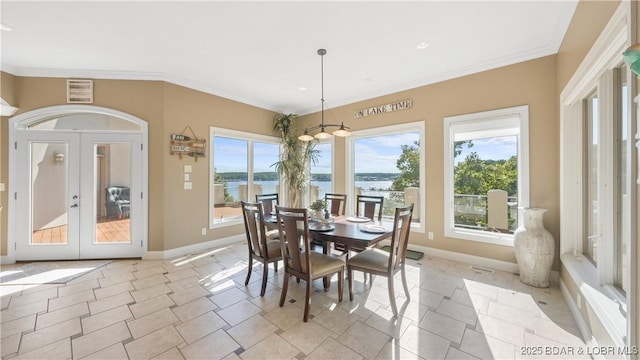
[97,143,131,243]
[253,142,280,200]
[31,142,68,245]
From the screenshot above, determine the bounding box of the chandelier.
[298,49,350,141]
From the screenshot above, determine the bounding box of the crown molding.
[3,43,558,117]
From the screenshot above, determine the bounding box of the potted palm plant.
[272,113,319,208]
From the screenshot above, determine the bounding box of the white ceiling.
[1,1,578,115]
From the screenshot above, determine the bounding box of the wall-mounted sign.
[170,126,206,161]
[353,99,413,119]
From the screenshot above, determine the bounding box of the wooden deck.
[31,218,131,244]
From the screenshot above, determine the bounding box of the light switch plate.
[184,165,192,173]
[0,183,4,192]
[184,173,190,181]
[184,182,192,190]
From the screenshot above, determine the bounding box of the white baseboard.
[143,235,245,260]
[1,255,15,265]
[388,242,560,284]
[387,241,519,274]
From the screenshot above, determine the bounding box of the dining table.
[265,214,394,287]
[265,214,393,254]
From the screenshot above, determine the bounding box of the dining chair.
[275,205,345,322]
[241,201,282,297]
[255,193,279,218]
[347,204,414,316]
[356,195,384,221]
[345,195,386,283]
[325,193,347,216]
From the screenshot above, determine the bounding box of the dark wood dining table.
[265,215,393,288]
[265,215,393,256]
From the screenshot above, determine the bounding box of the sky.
[213,131,518,174]
[455,135,518,164]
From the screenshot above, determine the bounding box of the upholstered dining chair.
[325,193,347,216]
[275,206,345,322]
[347,195,386,283]
[356,195,384,221]
[347,204,414,316]
[241,201,282,297]
[255,193,279,218]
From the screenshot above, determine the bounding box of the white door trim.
[7,105,149,264]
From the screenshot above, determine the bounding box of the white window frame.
[345,121,425,232]
[209,127,281,229]
[443,105,530,247]
[559,1,636,350]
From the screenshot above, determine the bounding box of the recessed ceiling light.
[0,24,13,31]
[416,41,430,50]
[298,87,307,91]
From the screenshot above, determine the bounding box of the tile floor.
[0,242,587,359]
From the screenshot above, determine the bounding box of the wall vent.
[469,265,495,274]
[67,79,93,103]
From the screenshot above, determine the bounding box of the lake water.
[225,180,394,201]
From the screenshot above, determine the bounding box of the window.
[209,128,280,227]
[444,105,529,246]
[578,65,632,289]
[615,65,630,293]
[309,141,332,204]
[559,2,633,347]
[346,121,425,230]
[584,91,599,264]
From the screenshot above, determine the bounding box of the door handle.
[70,204,78,208]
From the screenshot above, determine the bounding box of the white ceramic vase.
[513,208,555,288]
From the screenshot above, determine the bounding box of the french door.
[15,131,143,260]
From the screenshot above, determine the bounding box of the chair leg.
[279,273,289,307]
[338,269,344,302]
[273,261,278,272]
[348,266,354,301]
[245,255,253,286]
[388,275,398,316]
[303,279,311,322]
[260,262,269,297]
[400,265,410,300]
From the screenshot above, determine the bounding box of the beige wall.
[161,83,276,251]
[0,75,276,255]
[301,55,559,266]
[556,0,621,93]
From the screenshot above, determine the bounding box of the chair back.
[325,193,347,216]
[356,195,384,221]
[387,204,414,271]
[241,201,270,258]
[275,206,311,277]
[256,193,279,217]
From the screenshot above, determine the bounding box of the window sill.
[445,228,514,247]
[211,218,243,229]
[561,253,627,348]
